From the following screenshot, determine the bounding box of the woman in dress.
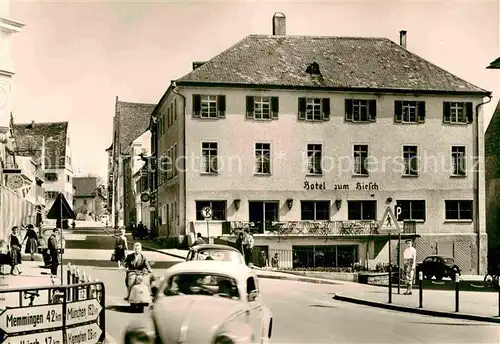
[114,227,128,269]
[22,224,39,261]
[9,226,22,275]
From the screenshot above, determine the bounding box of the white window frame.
[449,102,466,124]
[451,145,467,176]
[201,141,218,174]
[402,145,419,176]
[401,101,418,123]
[352,100,370,122]
[306,98,322,121]
[307,143,323,175]
[254,97,271,120]
[201,95,218,118]
[255,142,271,175]
[353,144,369,175]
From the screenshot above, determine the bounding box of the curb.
[256,273,339,285]
[333,293,500,324]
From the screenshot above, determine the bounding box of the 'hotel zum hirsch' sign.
[303,181,379,191]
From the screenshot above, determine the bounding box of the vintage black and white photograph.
[0,0,499,343]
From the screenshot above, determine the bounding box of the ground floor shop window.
[195,200,227,220]
[292,245,358,268]
[347,200,376,220]
[445,200,473,220]
[248,201,279,233]
[301,201,330,220]
[396,200,426,221]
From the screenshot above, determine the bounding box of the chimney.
[399,30,407,49]
[272,12,286,36]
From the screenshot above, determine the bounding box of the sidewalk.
[334,283,500,323]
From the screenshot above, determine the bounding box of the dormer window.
[306,62,321,75]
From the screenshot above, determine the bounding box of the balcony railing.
[221,220,418,237]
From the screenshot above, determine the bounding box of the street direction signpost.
[66,323,102,344]
[201,206,212,244]
[0,304,63,334]
[2,329,63,344]
[65,299,102,326]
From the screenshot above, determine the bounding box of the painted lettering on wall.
[303,181,379,191]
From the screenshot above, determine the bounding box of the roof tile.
[12,121,68,169]
[116,100,155,153]
[177,35,488,94]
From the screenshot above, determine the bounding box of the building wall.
[74,196,96,219]
[173,86,486,273]
[156,91,183,237]
[44,168,74,207]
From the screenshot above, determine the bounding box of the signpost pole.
[59,193,64,286]
[206,220,210,243]
[398,232,402,294]
[388,232,392,304]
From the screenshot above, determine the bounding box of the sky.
[8,0,500,180]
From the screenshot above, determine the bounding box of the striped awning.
[0,186,38,241]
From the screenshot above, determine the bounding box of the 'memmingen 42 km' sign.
[0,282,105,344]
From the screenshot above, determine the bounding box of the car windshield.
[163,273,240,300]
[195,249,242,263]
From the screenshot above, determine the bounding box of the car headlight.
[124,330,154,344]
[214,336,234,344]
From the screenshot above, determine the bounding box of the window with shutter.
[253,97,271,119]
[345,99,353,121]
[298,97,306,120]
[443,102,471,124]
[217,95,226,118]
[345,99,374,122]
[246,96,255,119]
[395,101,425,124]
[193,95,201,118]
[322,98,330,121]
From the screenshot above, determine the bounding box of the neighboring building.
[131,130,152,229]
[108,97,155,228]
[73,176,106,220]
[0,1,26,241]
[12,121,74,208]
[485,101,500,250]
[152,13,491,273]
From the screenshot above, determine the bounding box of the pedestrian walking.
[242,229,254,266]
[22,224,39,261]
[271,253,279,269]
[235,231,244,254]
[113,227,128,269]
[47,228,60,277]
[9,227,23,275]
[403,239,417,295]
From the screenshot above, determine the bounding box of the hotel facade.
[152,14,490,274]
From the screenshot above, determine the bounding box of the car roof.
[165,260,255,281]
[190,244,241,253]
[426,255,454,259]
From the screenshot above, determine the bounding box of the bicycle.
[483,273,499,288]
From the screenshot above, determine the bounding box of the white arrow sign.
[2,329,63,344]
[66,299,102,326]
[0,304,63,334]
[66,323,102,344]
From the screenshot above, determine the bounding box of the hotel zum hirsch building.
[152,13,490,273]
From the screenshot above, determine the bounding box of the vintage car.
[186,244,245,264]
[124,260,273,344]
[416,255,461,280]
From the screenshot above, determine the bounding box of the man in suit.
[124,242,152,300]
[47,229,60,277]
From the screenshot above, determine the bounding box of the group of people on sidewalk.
[0,225,61,278]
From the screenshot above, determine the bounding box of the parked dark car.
[416,255,460,281]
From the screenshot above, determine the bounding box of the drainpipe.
[172,81,187,242]
[475,94,492,274]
